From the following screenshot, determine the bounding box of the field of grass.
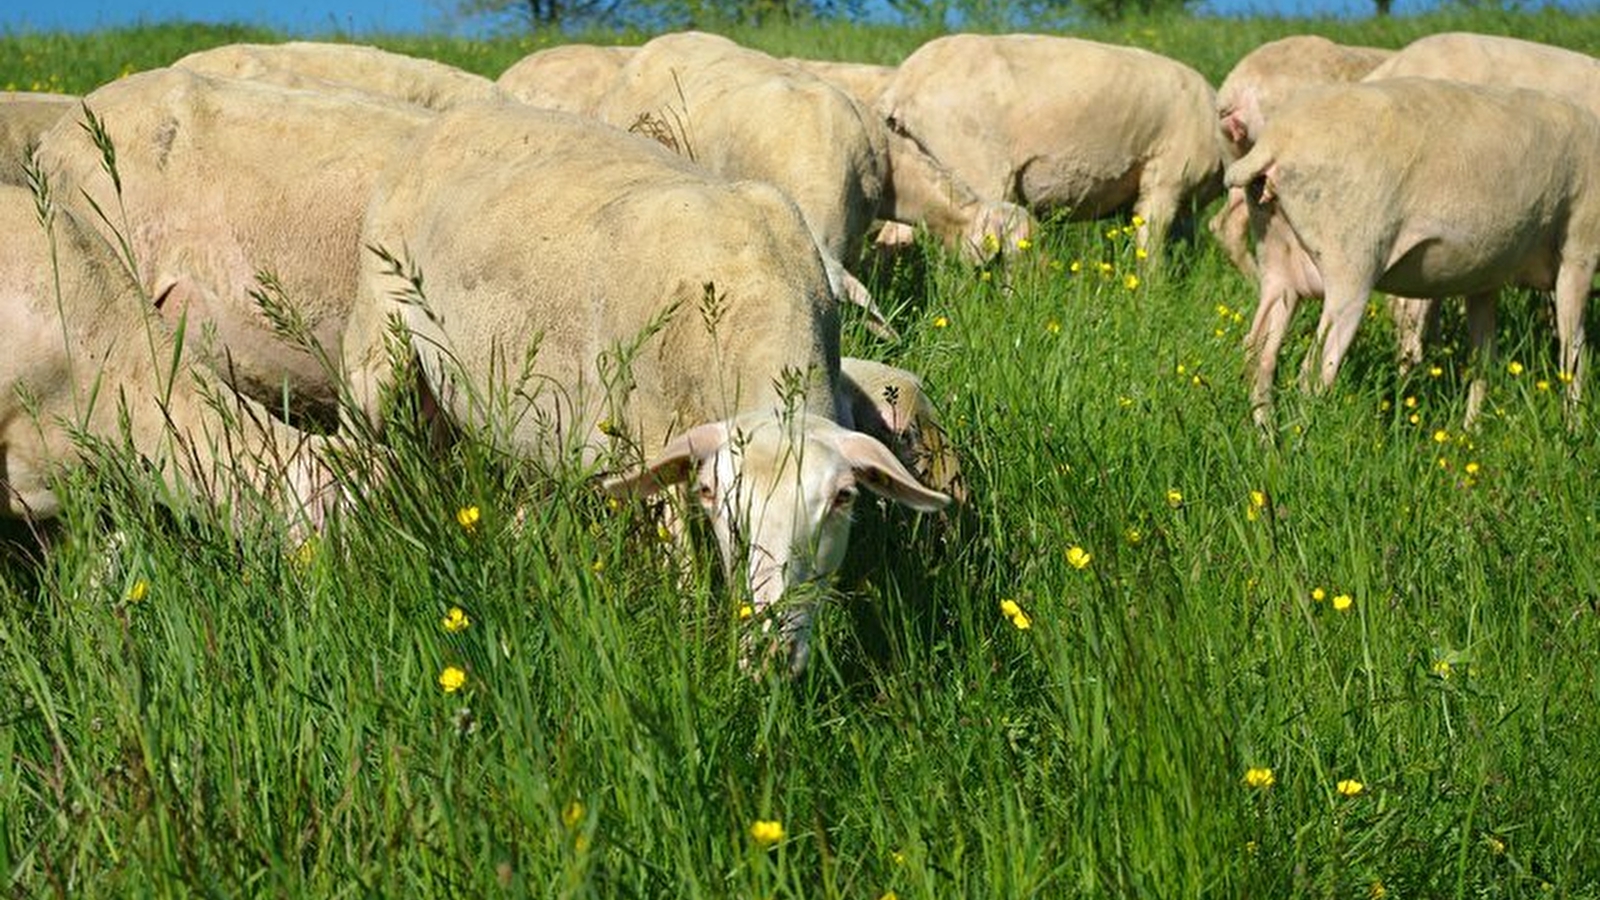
[4,10,1600,898]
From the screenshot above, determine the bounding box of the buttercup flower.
[933,315,949,329]
[442,607,471,633]
[1015,237,1032,251]
[1433,429,1450,444]
[738,604,754,620]
[457,505,481,533]
[1507,360,1525,376]
[749,819,785,846]
[1311,587,1326,603]
[1066,546,1093,570]
[563,800,585,828]
[1243,766,1275,788]
[1332,594,1353,612]
[127,579,149,603]
[1166,488,1184,509]
[439,666,467,693]
[1431,659,1453,679]
[1123,273,1141,290]
[1337,778,1365,797]
[999,599,1023,619]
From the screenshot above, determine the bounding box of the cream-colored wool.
[496,43,635,115]
[173,41,507,111]
[877,33,1223,265]
[34,68,431,423]
[1229,78,1600,428]
[0,92,76,187]
[0,184,335,527]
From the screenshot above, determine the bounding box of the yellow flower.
[983,233,1000,253]
[738,604,754,621]
[1370,881,1387,899]
[1559,370,1574,384]
[1243,766,1275,788]
[999,599,1023,619]
[1464,461,1481,476]
[1105,227,1120,239]
[749,819,785,846]
[1131,214,1146,227]
[1249,490,1266,509]
[1312,588,1326,603]
[1166,488,1184,509]
[933,315,949,329]
[1045,319,1061,334]
[1069,260,1082,273]
[1125,528,1143,545]
[1098,261,1114,275]
[1429,365,1444,378]
[1010,611,1032,630]
[1408,413,1421,425]
[126,579,149,603]
[1507,360,1525,376]
[979,270,992,282]
[1486,835,1506,855]
[1431,659,1453,679]
[563,800,585,828]
[880,893,900,900]
[1066,546,1093,570]
[1433,429,1450,444]
[591,558,606,573]
[1124,273,1141,290]
[439,665,467,693]
[1332,594,1353,612]
[1015,237,1032,251]
[1135,247,1149,260]
[456,505,481,533]
[1536,379,1551,391]
[293,538,318,568]
[1337,778,1365,797]
[442,606,471,633]
[1404,395,1418,409]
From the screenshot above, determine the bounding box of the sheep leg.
[1245,281,1299,430]
[1463,291,1497,429]
[1554,255,1597,416]
[1390,295,1441,375]
[1304,278,1372,395]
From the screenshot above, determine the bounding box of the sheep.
[1362,33,1600,367]
[877,33,1224,266]
[171,41,508,111]
[0,182,334,529]
[33,67,432,425]
[340,103,951,672]
[0,92,76,186]
[1228,78,1600,429]
[1211,36,1393,276]
[496,43,635,115]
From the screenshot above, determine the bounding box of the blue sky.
[0,0,1589,36]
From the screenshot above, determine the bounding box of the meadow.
[3,10,1600,897]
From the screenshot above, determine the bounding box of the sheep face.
[609,411,949,673]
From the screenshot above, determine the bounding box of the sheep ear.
[836,431,951,513]
[602,422,729,497]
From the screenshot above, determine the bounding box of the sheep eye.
[832,486,858,511]
[697,484,716,504]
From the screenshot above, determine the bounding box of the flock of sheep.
[1,28,1594,669]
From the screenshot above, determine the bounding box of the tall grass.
[4,12,1600,897]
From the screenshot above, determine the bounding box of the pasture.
[4,11,1600,897]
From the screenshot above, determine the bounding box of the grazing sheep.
[496,43,635,114]
[33,68,431,424]
[1229,78,1600,428]
[0,92,76,187]
[1363,33,1600,366]
[1211,36,1392,276]
[172,41,507,110]
[342,104,950,672]
[877,33,1224,265]
[0,183,334,528]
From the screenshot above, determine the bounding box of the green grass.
[5,12,1600,898]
